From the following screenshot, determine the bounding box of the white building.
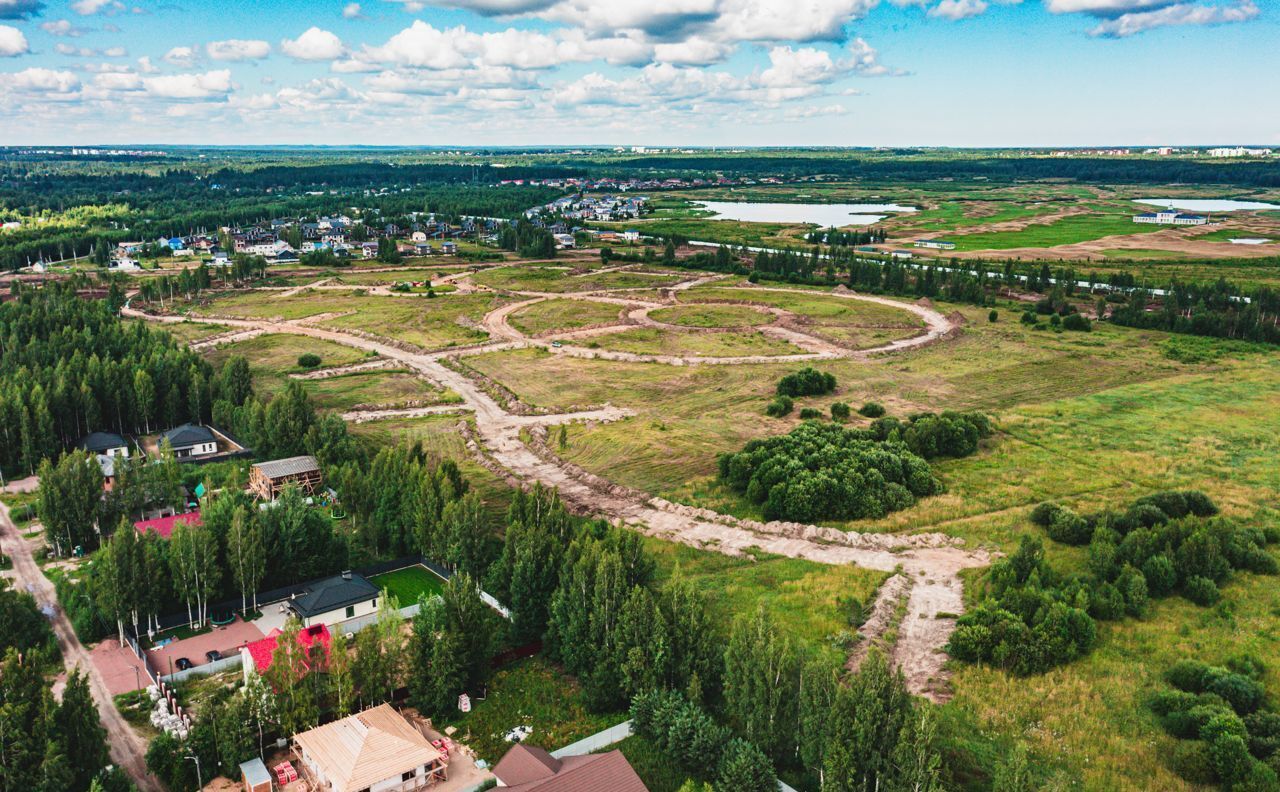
[914,239,956,250]
[160,423,219,458]
[1207,147,1272,158]
[553,233,575,249]
[1133,208,1207,226]
[287,571,380,628]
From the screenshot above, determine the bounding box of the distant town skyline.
[0,0,1273,147]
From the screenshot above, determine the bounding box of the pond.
[1134,198,1280,212]
[691,200,917,226]
[1229,238,1274,245]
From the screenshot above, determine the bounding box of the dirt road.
[0,498,163,791]
[125,285,981,701]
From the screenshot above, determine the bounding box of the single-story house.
[95,454,117,491]
[134,510,201,539]
[914,239,956,250]
[249,455,322,501]
[288,571,379,628]
[241,623,331,682]
[553,233,575,249]
[622,229,641,243]
[79,431,130,457]
[160,423,219,458]
[493,743,649,791]
[440,241,458,254]
[292,704,447,792]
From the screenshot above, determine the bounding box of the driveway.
[147,616,264,677]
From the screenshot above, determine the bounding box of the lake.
[692,201,917,226]
[1134,198,1280,212]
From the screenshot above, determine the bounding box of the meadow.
[507,298,624,336]
[205,332,370,393]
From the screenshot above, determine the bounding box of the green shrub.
[764,396,793,417]
[1246,711,1280,759]
[1168,740,1217,785]
[1200,711,1249,743]
[988,309,998,322]
[830,402,851,421]
[1142,554,1178,596]
[1030,502,1065,527]
[858,401,886,418]
[1185,575,1221,606]
[798,407,823,420]
[1167,659,1213,693]
[1209,674,1266,715]
[714,739,777,792]
[1049,313,1062,327]
[1211,733,1254,785]
[1150,688,1198,717]
[1062,313,1092,332]
[1020,311,1038,326]
[1046,507,1093,545]
[297,353,321,368]
[776,367,836,397]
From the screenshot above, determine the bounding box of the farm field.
[945,212,1167,251]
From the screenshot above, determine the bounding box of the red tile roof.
[495,747,648,792]
[133,510,201,539]
[245,623,332,674]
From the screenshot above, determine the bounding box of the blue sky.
[0,0,1273,146]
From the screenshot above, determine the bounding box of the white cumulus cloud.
[2,66,81,93]
[142,69,233,99]
[163,46,197,67]
[0,23,27,56]
[206,39,271,61]
[342,3,363,18]
[1088,0,1257,34]
[930,0,990,18]
[281,27,346,60]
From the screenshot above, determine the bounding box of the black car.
[205,650,222,663]
[175,657,193,671]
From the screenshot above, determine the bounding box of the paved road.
[0,498,163,792]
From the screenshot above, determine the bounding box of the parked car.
[175,657,193,671]
[205,650,222,663]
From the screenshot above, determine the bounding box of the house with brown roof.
[292,703,447,792]
[492,743,648,792]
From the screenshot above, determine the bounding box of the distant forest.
[606,155,1280,188]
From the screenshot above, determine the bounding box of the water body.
[1229,238,1273,245]
[1134,198,1280,212]
[692,201,917,226]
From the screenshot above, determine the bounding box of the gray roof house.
[160,423,218,458]
[287,571,380,627]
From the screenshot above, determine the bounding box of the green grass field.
[299,371,461,412]
[588,326,804,357]
[649,303,774,328]
[473,265,686,293]
[508,298,624,336]
[948,212,1167,251]
[368,565,446,606]
[438,657,623,764]
[204,333,370,394]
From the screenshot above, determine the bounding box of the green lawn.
[588,326,804,357]
[649,303,775,328]
[204,333,370,395]
[300,371,461,412]
[369,565,445,606]
[948,212,1167,251]
[439,656,624,764]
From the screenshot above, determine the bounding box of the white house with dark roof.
[1133,208,1207,226]
[159,423,218,458]
[78,431,130,458]
[288,570,380,628]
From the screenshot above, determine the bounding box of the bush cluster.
[764,396,793,418]
[297,352,321,368]
[868,411,993,460]
[798,407,823,420]
[717,420,945,523]
[776,368,837,397]
[1152,657,1280,787]
[858,401,886,418]
[631,690,778,792]
[830,402,851,421]
[953,492,1277,677]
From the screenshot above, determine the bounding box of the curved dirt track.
[125,283,982,700]
[478,282,954,366]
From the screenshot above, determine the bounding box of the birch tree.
[227,507,264,614]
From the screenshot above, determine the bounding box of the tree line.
[0,283,252,477]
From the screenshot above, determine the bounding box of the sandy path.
[290,358,399,379]
[0,499,163,791]
[340,404,473,423]
[125,285,979,700]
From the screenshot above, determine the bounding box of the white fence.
[550,720,633,758]
[162,651,243,685]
